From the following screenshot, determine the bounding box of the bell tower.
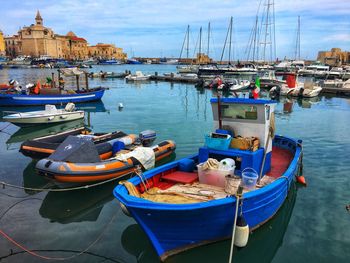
[35,10,43,25]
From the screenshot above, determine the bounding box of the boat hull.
[0,88,105,106]
[113,135,302,260]
[36,140,176,183]
[3,111,84,126]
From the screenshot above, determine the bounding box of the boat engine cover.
[48,135,101,163]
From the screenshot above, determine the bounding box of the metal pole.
[217,94,222,129]
[51,72,55,88]
[85,72,89,91]
[76,75,80,91]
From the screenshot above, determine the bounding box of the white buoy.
[118,103,124,111]
[234,215,249,247]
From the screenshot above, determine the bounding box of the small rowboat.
[0,87,105,106]
[3,103,84,126]
[113,98,303,261]
[20,128,137,160]
[36,140,176,183]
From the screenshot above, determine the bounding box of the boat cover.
[48,135,101,163]
[115,147,155,170]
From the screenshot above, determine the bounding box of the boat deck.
[132,145,295,203]
[267,146,293,178]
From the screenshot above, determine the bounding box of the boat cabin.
[198,98,276,176]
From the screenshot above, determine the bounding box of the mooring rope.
[0,249,124,263]
[0,206,121,261]
[0,170,136,193]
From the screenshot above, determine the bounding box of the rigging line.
[0,170,135,193]
[0,209,120,261]
[178,25,188,60]
[192,28,200,59]
[220,18,231,63]
[179,25,189,59]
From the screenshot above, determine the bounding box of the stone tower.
[35,10,43,26]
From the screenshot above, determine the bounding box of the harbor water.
[0,65,349,262]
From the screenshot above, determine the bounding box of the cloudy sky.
[0,0,349,60]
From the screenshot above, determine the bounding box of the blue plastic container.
[241,168,258,190]
[205,134,231,151]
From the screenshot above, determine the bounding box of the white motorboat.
[259,70,286,89]
[228,79,250,91]
[125,71,151,81]
[176,65,199,74]
[3,103,85,126]
[342,79,350,89]
[270,81,322,98]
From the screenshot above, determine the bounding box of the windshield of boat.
[221,104,258,120]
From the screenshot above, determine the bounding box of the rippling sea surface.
[0,65,349,263]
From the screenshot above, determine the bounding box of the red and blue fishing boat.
[0,87,105,106]
[113,98,304,261]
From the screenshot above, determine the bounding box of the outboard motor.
[298,87,305,98]
[270,85,281,100]
[139,130,157,146]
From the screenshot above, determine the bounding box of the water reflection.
[6,119,85,144]
[39,181,116,224]
[121,183,297,263]
[22,161,53,194]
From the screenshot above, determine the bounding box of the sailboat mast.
[263,0,271,63]
[294,16,301,60]
[207,22,211,57]
[273,0,276,61]
[199,26,202,61]
[228,16,233,64]
[298,16,301,60]
[179,25,189,60]
[253,15,258,62]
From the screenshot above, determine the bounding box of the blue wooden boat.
[113,98,303,261]
[0,88,105,106]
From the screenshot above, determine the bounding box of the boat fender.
[296,175,307,186]
[120,202,131,217]
[234,215,249,247]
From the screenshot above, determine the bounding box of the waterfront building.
[64,31,88,60]
[4,35,21,58]
[88,43,127,60]
[0,30,5,56]
[317,48,350,66]
[4,11,126,60]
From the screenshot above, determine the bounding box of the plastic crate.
[205,134,231,151]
